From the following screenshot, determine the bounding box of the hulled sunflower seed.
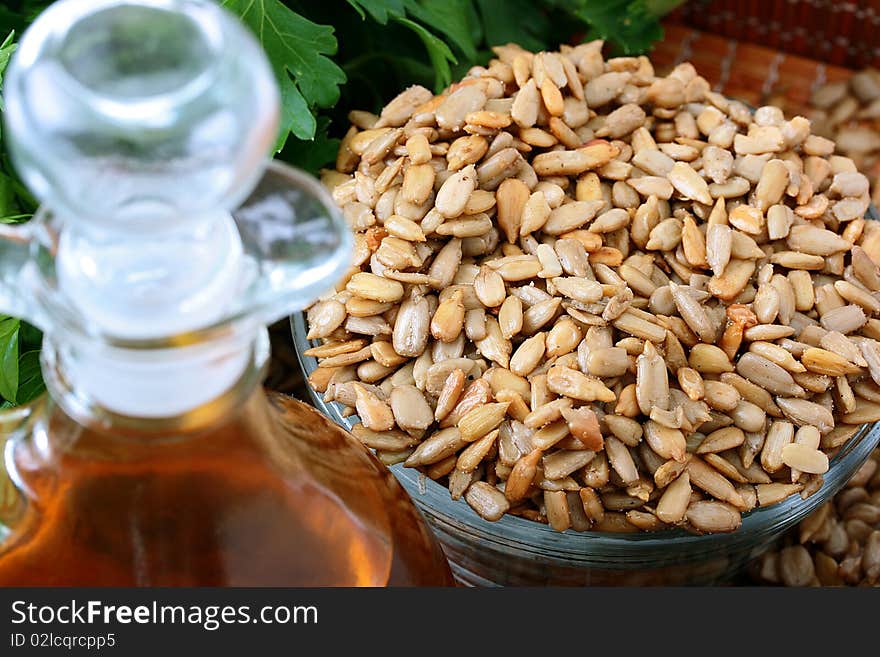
[543,200,605,234]
[781,443,830,475]
[669,282,715,343]
[393,289,430,357]
[736,352,805,397]
[390,385,434,431]
[776,397,835,434]
[686,501,742,533]
[687,457,746,508]
[605,436,639,485]
[458,402,511,442]
[645,420,687,462]
[668,161,712,205]
[465,481,510,521]
[636,340,669,413]
[547,365,616,402]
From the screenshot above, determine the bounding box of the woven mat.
[651,22,854,115]
[668,0,880,71]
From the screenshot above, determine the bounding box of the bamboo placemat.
[669,0,880,71]
[651,22,854,117]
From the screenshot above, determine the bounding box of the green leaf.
[344,1,468,90]
[473,0,551,53]
[280,115,340,174]
[395,17,456,92]
[0,31,14,72]
[0,30,15,111]
[344,0,480,58]
[565,0,665,55]
[0,214,30,224]
[0,1,51,35]
[0,316,20,402]
[346,0,409,24]
[644,0,686,16]
[15,350,44,405]
[279,77,315,146]
[4,169,37,215]
[409,0,479,61]
[18,321,41,351]
[0,170,15,218]
[221,0,346,146]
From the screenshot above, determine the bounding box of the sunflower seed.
[686,501,742,533]
[776,397,835,434]
[736,352,805,397]
[547,365,616,402]
[645,420,687,462]
[465,481,510,521]
[605,436,640,485]
[668,161,712,205]
[821,304,867,334]
[636,340,670,413]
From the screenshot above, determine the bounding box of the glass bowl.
[290,312,880,586]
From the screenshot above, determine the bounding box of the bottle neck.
[55,210,246,341]
[40,327,270,435]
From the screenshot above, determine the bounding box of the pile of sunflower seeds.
[752,452,879,586]
[794,69,880,209]
[306,41,880,534]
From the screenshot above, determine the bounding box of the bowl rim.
[290,311,880,560]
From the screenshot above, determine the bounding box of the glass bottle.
[0,0,452,586]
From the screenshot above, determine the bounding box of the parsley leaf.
[0,31,14,75]
[0,171,16,218]
[563,0,672,55]
[0,316,20,402]
[1,31,15,117]
[279,115,340,175]
[473,0,551,53]
[395,17,456,92]
[345,0,409,23]
[406,0,479,62]
[0,31,35,224]
[221,0,346,150]
[15,349,44,404]
[346,1,463,91]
